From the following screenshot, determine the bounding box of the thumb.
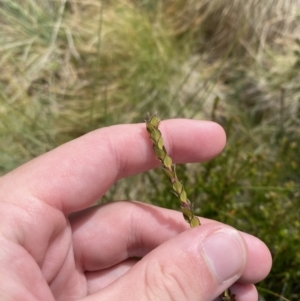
[86,224,247,301]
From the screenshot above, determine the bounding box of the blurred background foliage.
[0,0,300,300]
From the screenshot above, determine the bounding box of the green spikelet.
[146,113,200,228]
[146,113,236,301]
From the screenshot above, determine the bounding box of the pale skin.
[0,119,272,301]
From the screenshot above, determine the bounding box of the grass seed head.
[146,113,200,228]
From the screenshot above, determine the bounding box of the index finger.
[0,119,226,213]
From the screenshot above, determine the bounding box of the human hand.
[0,119,271,301]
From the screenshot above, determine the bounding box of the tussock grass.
[0,0,300,299]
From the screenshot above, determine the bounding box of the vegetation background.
[0,0,299,300]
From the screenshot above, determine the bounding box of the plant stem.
[146,113,236,301]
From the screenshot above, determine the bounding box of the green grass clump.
[1,0,300,300]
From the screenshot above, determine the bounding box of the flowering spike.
[146,113,200,227]
[146,113,234,299]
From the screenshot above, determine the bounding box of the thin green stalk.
[145,113,236,301]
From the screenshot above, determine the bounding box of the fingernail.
[201,228,246,283]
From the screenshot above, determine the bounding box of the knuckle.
[144,259,191,301]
